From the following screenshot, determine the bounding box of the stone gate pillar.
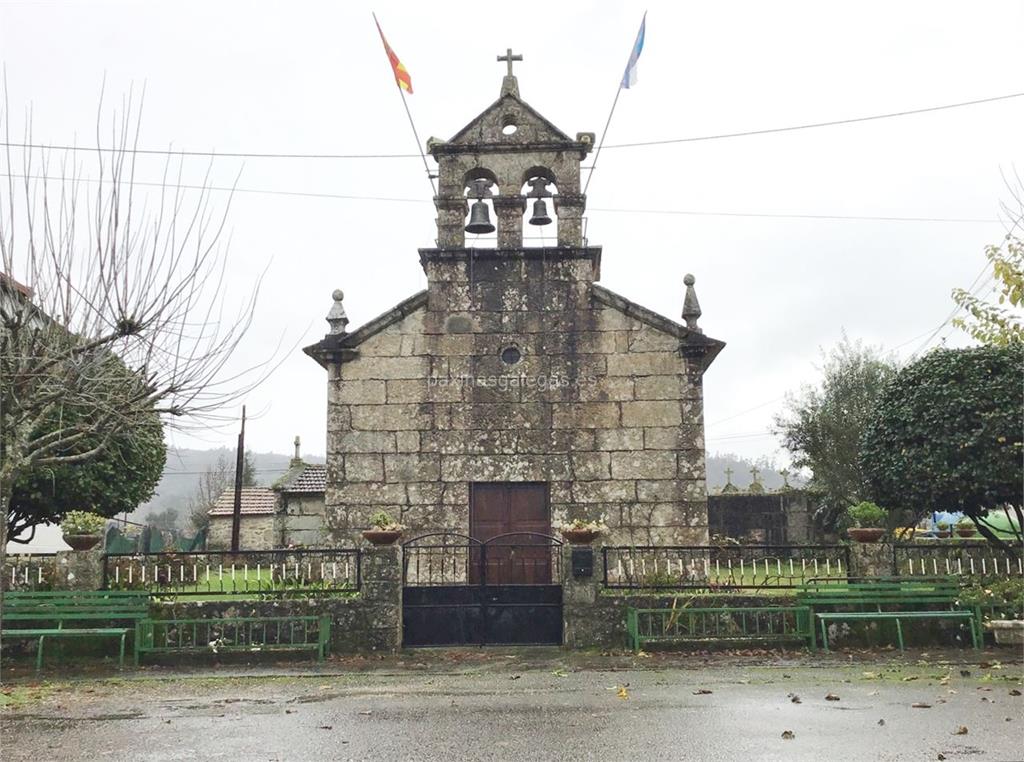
[359,544,403,651]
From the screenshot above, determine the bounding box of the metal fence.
[102,548,361,596]
[892,542,1023,579]
[402,532,563,587]
[603,545,851,590]
[2,553,58,591]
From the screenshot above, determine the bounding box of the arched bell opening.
[521,169,558,246]
[463,171,499,245]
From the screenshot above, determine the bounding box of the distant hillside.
[133,447,325,522]
[131,447,790,523]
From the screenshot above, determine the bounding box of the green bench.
[1,590,150,670]
[626,605,813,652]
[136,615,332,663]
[797,577,980,652]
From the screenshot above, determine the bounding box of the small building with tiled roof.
[206,437,328,550]
[207,487,278,549]
[272,438,328,547]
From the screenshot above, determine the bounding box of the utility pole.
[230,405,246,552]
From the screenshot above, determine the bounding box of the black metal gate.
[402,532,564,647]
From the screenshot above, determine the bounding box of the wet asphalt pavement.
[2,649,1023,761]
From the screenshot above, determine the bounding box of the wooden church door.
[469,483,551,584]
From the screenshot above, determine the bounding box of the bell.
[528,198,552,226]
[465,201,495,234]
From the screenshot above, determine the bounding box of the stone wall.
[280,493,328,547]
[325,254,710,547]
[146,545,401,653]
[207,515,277,551]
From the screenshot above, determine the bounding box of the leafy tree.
[952,234,1023,346]
[775,336,897,530]
[860,345,1023,544]
[243,449,258,487]
[6,356,166,543]
[952,178,1024,346]
[1,92,270,557]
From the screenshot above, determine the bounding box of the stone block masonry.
[314,252,722,547]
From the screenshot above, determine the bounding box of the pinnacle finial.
[327,289,349,335]
[682,273,702,333]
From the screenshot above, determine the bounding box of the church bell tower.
[420,50,599,282]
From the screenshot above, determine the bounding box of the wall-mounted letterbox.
[571,547,594,578]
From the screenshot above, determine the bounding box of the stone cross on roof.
[497,48,523,77]
[497,48,523,97]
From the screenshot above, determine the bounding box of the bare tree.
[186,452,233,533]
[1,84,273,556]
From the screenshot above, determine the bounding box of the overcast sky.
[2,0,1022,466]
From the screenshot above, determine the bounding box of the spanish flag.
[374,15,413,94]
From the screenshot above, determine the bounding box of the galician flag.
[374,15,413,93]
[620,12,646,89]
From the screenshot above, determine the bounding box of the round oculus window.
[500,346,522,365]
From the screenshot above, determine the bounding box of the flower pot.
[561,528,600,545]
[956,526,977,538]
[846,527,885,543]
[935,530,951,539]
[63,534,101,551]
[985,620,1024,646]
[362,529,402,546]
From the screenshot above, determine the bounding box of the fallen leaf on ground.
[552,669,568,678]
[788,693,801,704]
[825,693,840,701]
[902,676,919,682]
[1009,689,1021,696]
[781,730,795,740]
[939,676,950,686]
[954,726,968,735]
[938,754,946,760]
[617,686,629,700]
[635,650,651,658]
[510,675,520,680]
[877,719,885,726]
[358,710,372,716]
[319,725,332,730]
[912,703,932,709]
[960,670,971,677]
[693,689,713,695]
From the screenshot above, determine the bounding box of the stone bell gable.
[304,56,724,546]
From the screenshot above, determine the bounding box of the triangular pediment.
[448,91,574,147]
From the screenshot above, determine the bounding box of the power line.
[603,91,1024,149]
[2,91,1020,162]
[1,173,1001,225]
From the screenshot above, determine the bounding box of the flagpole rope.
[582,84,623,197]
[398,87,437,198]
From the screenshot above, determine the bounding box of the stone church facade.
[306,67,724,547]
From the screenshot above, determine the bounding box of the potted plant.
[955,517,977,538]
[559,518,607,545]
[935,521,951,539]
[60,510,106,550]
[362,511,404,545]
[845,501,888,543]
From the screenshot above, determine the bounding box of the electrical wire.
[0,172,1002,225]
[2,91,1020,161]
